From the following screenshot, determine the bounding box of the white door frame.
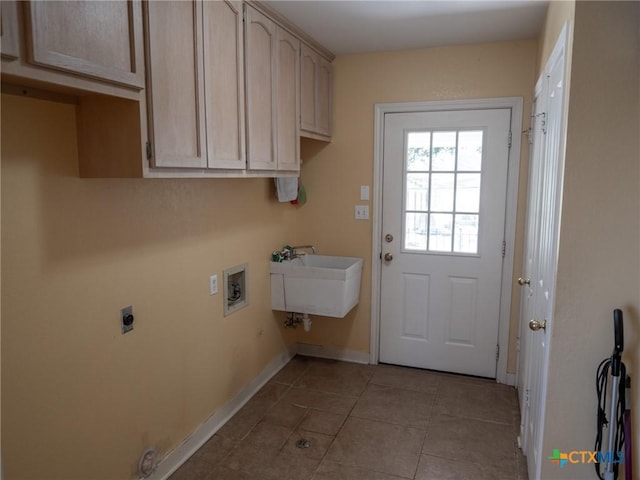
[370,97,523,385]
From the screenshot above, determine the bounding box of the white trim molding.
[370,97,524,385]
[296,343,370,364]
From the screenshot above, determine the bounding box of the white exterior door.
[379,108,512,378]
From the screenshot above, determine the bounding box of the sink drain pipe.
[302,313,312,332]
[284,312,312,331]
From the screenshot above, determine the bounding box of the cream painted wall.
[296,40,538,374]
[1,94,298,479]
[540,2,640,479]
[536,1,575,77]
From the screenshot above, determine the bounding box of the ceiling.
[264,1,549,56]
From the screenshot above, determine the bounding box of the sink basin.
[270,255,363,318]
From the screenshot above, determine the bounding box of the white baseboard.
[147,345,296,480]
[296,343,370,365]
[504,373,516,387]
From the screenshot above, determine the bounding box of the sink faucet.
[291,245,317,258]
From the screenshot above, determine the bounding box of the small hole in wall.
[223,263,249,316]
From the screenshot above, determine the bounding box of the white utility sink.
[270,255,363,318]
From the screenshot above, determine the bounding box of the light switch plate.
[355,205,369,220]
[360,185,370,201]
[209,275,218,295]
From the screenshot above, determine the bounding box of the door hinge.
[146,142,152,160]
[508,130,513,148]
[496,344,500,361]
[501,240,506,258]
[525,388,530,407]
[525,126,533,145]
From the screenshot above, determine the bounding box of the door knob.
[384,252,393,262]
[528,319,546,331]
[518,277,531,286]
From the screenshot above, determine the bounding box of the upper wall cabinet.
[9,0,330,178]
[245,5,300,172]
[23,0,144,89]
[1,1,19,60]
[145,0,245,170]
[300,43,332,141]
[1,0,144,99]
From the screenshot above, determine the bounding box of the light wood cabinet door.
[145,0,207,168]
[300,43,332,140]
[316,56,333,137]
[203,0,245,170]
[245,6,276,170]
[1,0,19,60]
[300,44,318,133]
[23,0,144,88]
[275,27,300,171]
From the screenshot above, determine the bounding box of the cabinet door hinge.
[146,142,152,160]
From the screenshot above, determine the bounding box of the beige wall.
[540,2,640,479]
[537,1,576,77]
[1,94,299,479]
[296,40,538,374]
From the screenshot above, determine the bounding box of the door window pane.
[407,132,431,171]
[405,213,428,250]
[454,214,479,253]
[458,131,483,171]
[429,213,453,251]
[431,131,456,171]
[430,173,455,211]
[456,173,481,213]
[406,173,429,210]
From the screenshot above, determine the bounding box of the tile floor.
[168,356,528,480]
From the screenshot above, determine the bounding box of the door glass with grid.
[405,130,483,254]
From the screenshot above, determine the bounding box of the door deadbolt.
[385,234,394,243]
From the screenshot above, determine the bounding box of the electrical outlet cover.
[121,305,134,334]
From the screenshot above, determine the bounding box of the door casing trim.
[370,97,523,385]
